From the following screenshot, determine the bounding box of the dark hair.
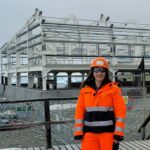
[80,69,111,88]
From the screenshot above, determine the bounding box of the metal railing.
[138,113,150,140]
[0,97,77,148]
[0,95,150,148]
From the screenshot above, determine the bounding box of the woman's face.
[93,67,106,83]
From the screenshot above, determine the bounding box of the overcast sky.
[0,0,150,46]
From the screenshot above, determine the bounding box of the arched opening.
[57,72,68,89]
[71,72,82,88]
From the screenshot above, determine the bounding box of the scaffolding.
[1,8,150,90]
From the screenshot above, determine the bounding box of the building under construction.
[1,8,150,91]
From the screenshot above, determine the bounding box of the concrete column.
[41,55,47,90]
[68,72,72,88]
[28,72,34,88]
[115,72,118,82]
[6,53,11,82]
[8,73,13,85]
[42,69,48,90]
[16,72,21,87]
[109,69,116,82]
[37,71,42,89]
[53,72,58,89]
[16,52,20,68]
[42,55,47,66]
[135,72,141,87]
[112,71,116,82]
[4,77,8,85]
[81,72,85,83]
[27,24,33,66]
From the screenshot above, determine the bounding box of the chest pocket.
[84,91,94,106]
[98,91,113,106]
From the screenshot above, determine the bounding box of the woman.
[74,57,126,150]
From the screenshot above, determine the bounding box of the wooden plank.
[120,142,132,150]
[126,142,144,150]
[75,144,80,149]
[144,140,150,146]
[2,140,150,150]
[32,140,150,150]
[127,141,147,149]
[58,145,67,150]
[70,144,80,150]
[65,145,74,150]
[134,141,150,149]
[119,143,128,150]
[52,146,61,150]
[139,140,150,147]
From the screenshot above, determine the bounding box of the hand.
[114,135,124,142]
[74,135,83,140]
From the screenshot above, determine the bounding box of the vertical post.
[143,54,145,95]
[68,72,71,88]
[53,72,57,89]
[44,100,52,148]
[0,51,2,84]
[141,57,146,120]
[141,57,145,99]
[142,71,145,96]
[141,127,145,140]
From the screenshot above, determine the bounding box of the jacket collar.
[87,82,116,93]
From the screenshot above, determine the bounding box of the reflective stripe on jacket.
[74,82,126,137]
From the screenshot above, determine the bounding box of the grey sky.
[0,0,150,46]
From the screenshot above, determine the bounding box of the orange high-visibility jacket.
[74,82,126,137]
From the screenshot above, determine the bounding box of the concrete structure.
[1,9,150,91]
[0,84,143,100]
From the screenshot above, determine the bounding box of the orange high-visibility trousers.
[81,132,114,150]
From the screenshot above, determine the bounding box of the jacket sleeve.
[74,88,85,136]
[113,87,126,137]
